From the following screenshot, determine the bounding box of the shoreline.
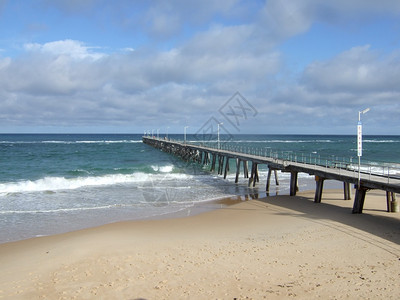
[0,194,250,245]
[0,186,397,245]
[0,170,340,245]
[1,189,399,299]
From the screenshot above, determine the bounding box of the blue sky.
[0,0,400,135]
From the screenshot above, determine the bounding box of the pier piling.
[314,176,325,203]
[352,186,368,214]
[289,171,298,196]
[343,182,351,200]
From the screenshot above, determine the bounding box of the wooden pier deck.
[142,136,400,214]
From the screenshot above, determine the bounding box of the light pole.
[166,126,169,140]
[217,122,223,149]
[151,129,154,138]
[357,108,370,189]
[157,129,159,139]
[184,126,189,144]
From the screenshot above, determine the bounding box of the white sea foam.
[0,172,193,195]
[0,204,132,215]
[364,139,399,143]
[151,164,174,173]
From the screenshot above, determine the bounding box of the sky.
[0,0,400,135]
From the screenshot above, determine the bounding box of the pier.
[142,136,400,214]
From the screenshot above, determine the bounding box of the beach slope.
[1,190,399,299]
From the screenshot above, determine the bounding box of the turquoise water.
[0,134,399,243]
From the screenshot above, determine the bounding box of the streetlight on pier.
[357,108,370,189]
[184,126,189,144]
[166,126,169,140]
[217,122,223,150]
[151,129,154,138]
[157,129,160,140]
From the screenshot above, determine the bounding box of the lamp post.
[157,129,159,139]
[166,126,169,140]
[357,108,370,189]
[184,126,189,144]
[217,122,223,149]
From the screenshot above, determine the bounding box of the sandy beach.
[1,189,399,299]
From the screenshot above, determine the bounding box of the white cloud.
[314,0,400,17]
[302,45,400,93]
[258,0,314,40]
[0,56,10,69]
[139,0,241,38]
[260,45,400,133]
[256,0,400,43]
[24,40,106,60]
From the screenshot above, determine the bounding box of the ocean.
[1,134,399,243]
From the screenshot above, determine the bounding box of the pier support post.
[387,192,399,213]
[248,163,254,187]
[289,171,298,196]
[206,152,210,165]
[352,186,368,214]
[266,168,279,191]
[211,154,216,172]
[343,182,351,200]
[266,168,272,192]
[391,193,399,212]
[218,155,225,175]
[243,161,249,178]
[248,162,259,187]
[235,159,241,183]
[314,176,325,203]
[274,170,279,186]
[224,157,230,179]
[254,163,259,187]
[386,191,392,212]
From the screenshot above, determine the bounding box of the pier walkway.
[142,136,400,214]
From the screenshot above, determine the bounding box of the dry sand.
[1,189,399,299]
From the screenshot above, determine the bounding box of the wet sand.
[1,189,399,299]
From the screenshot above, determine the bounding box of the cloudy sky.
[0,0,399,135]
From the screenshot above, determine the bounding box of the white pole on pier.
[217,122,223,149]
[357,108,370,189]
[184,126,189,145]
